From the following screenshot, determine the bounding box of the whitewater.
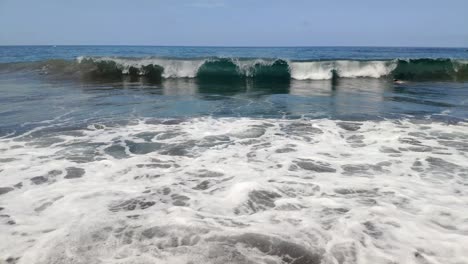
[1,118,468,264]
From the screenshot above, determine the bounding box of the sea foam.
[1,117,467,263]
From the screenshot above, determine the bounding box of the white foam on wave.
[290,60,397,80]
[2,117,467,263]
[78,56,205,78]
[289,61,335,80]
[334,60,397,78]
[453,59,468,72]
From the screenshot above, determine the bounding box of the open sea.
[0,46,468,264]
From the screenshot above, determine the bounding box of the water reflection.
[1,71,467,130]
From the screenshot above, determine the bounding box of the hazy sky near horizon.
[0,0,467,47]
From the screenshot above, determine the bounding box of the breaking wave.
[1,56,468,82]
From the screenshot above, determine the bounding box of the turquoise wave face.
[393,59,468,81]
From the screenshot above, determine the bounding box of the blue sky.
[0,0,467,47]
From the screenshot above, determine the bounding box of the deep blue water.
[1,45,468,63]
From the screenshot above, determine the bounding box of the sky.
[0,0,467,47]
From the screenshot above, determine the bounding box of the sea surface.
[0,46,468,264]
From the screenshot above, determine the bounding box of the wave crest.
[2,57,468,82]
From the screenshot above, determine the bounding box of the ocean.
[0,46,467,264]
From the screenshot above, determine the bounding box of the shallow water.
[1,46,468,264]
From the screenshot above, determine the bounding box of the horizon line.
[1,44,467,49]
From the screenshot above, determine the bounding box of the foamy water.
[1,117,467,264]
